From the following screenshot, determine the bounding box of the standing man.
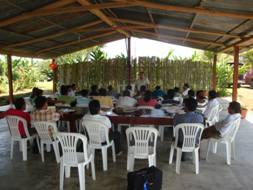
[135,71,150,91]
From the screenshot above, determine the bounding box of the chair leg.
[175,149,182,174]
[232,141,236,160]
[22,140,27,161]
[127,153,135,171]
[41,143,45,162]
[10,139,14,159]
[111,142,116,162]
[148,154,156,167]
[226,142,231,165]
[169,145,174,164]
[65,167,71,178]
[60,161,64,190]
[46,144,51,152]
[101,147,108,171]
[53,142,60,163]
[159,126,164,142]
[194,149,199,174]
[206,140,211,161]
[36,136,41,153]
[78,165,85,190]
[91,156,96,180]
[212,142,218,153]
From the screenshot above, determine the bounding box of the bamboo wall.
[57,57,212,91]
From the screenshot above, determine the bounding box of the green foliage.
[37,60,53,81]
[57,49,91,65]
[89,46,107,62]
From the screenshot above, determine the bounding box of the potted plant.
[240,106,248,119]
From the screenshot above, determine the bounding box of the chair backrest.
[207,105,220,124]
[174,123,204,151]
[33,121,58,143]
[6,115,30,139]
[82,120,109,147]
[57,132,89,165]
[126,127,159,158]
[224,117,241,142]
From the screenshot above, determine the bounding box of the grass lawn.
[0,81,53,106]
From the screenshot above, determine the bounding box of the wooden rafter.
[135,0,253,20]
[77,0,129,37]
[221,35,253,52]
[146,9,158,35]
[130,29,225,47]
[6,21,102,48]
[36,31,118,55]
[110,17,239,38]
[0,0,76,27]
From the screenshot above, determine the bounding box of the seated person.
[57,85,76,105]
[152,85,166,99]
[68,84,76,97]
[183,90,195,104]
[82,100,121,154]
[163,89,180,104]
[137,90,158,107]
[30,87,43,106]
[203,90,219,119]
[134,85,147,100]
[89,84,99,96]
[117,90,137,107]
[174,98,204,146]
[196,90,208,112]
[202,101,241,139]
[126,85,135,97]
[31,96,60,122]
[91,88,113,108]
[182,83,190,97]
[107,85,117,98]
[173,87,183,104]
[76,89,90,107]
[5,98,36,137]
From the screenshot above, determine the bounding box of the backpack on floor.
[127,166,162,190]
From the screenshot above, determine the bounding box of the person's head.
[139,71,144,79]
[31,87,43,98]
[89,100,100,115]
[108,85,113,91]
[188,90,195,98]
[140,85,146,93]
[99,88,107,96]
[60,85,68,95]
[123,90,130,97]
[91,85,98,92]
[14,98,26,110]
[167,89,175,99]
[155,86,161,91]
[184,98,197,112]
[208,90,217,100]
[228,101,241,114]
[71,84,76,90]
[126,85,132,91]
[35,96,48,110]
[143,90,152,102]
[183,83,189,90]
[196,90,204,99]
[80,89,89,97]
[174,87,180,93]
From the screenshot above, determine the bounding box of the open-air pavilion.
[0,0,253,189]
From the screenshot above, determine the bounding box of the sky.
[102,37,196,58]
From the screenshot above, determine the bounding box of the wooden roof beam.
[77,0,129,37]
[36,30,118,55]
[134,0,253,20]
[6,20,103,48]
[0,0,77,27]
[221,35,253,53]
[110,17,239,38]
[130,29,225,47]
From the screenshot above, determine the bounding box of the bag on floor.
[127,166,162,190]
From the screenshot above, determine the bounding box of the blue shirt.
[76,96,90,107]
[152,89,166,98]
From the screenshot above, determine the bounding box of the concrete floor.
[0,99,253,190]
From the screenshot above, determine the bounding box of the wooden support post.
[232,46,239,101]
[212,54,217,90]
[7,54,14,105]
[127,37,131,85]
[53,67,58,93]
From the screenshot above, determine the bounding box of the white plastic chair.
[83,120,116,171]
[33,121,60,163]
[57,132,96,190]
[169,123,204,174]
[206,118,241,165]
[126,127,159,171]
[6,115,39,161]
[206,105,220,127]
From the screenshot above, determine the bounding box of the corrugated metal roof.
[0,0,252,58]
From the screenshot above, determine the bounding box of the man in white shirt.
[117,90,137,107]
[135,71,150,91]
[182,83,190,97]
[202,101,241,139]
[204,90,220,119]
[82,100,121,154]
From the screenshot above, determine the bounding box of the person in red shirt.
[5,98,36,137]
[137,90,158,107]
